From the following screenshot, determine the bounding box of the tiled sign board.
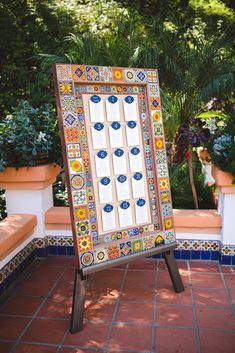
[53,65,177,275]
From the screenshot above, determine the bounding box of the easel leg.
[70,269,87,333]
[163,250,184,293]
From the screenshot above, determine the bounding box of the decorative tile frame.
[53,65,177,274]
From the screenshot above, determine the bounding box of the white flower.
[37,131,46,143]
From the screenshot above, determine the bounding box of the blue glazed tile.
[181,250,190,260]
[221,255,232,265]
[36,248,47,257]
[48,246,58,255]
[201,251,211,260]
[58,246,67,255]
[211,251,220,261]
[232,256,235,265]
[66,246,75,255]
[173,250,181,259]
[191,250,200,259]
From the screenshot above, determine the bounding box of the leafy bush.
[0,100,62,171]
[169,159,216,209]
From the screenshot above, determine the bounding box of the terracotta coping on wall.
[0,164,61,190]
[45,207,222,230]
[0,214,37,260]
[211,165,234,187]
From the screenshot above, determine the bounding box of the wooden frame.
[53,64,184,332]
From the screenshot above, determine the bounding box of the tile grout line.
[218,263,235,316]
[8,262,71,353]
[188,260,202,353]
[151,260,158,353]
[103,264,129,353]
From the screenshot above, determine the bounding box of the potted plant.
[0,100,62,171]
[206,115,235,185]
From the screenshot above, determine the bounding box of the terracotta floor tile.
[158,271,189,287]
[128,258,157,270]
[13,343,58,353]
[22,318,68,344]
[63,322,109,349]
[86,287,120,301]
[155,327,198,353]
[49,281,73,302]
[40,256,71,267]
[200,330,235,353]
[108,323,152,351]
[224,274,235,289]
[121,286,155,302]
[229,289,235,304]
[116,302,154,324]
[91,270,124,288]
[156,286,192,305]
[84,301,116,323]
[190,261,220,273]
[37,298,71,319]
[59,268,75,282]
[156,304,195,328]
[124,270,156,288]
[28,267,63,281]
[221,266,235,274]
[0,316,30,340]
[193,288,230,306]
[0,341,15,353]
[158,260,188,272]
[15,279,55,297]
[196,307,235,330]
[1,296,43,316]
[191,273,224,288]
[60,349,100,353]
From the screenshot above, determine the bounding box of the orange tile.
[229,289,235,304]
[38,298,72,319]
[63,322,109,349]
[196,307,235,330]
[15,279,55,297]
[38,256,71,268]
[199,330,235,353]
[0,316,30,340]
[14,343,57,353]
[91,269,124,288]
[158,260,188,272]
[1,296,43,316]
[221,266,235,274]
[22,318,68,344]
[128,258,157,270]
[50,281,73,302]
[121,286,155,302]
[0,341,14,353]
[190,261,220,273]
[193,288,230,306]
[156,304,195,328]
[156,286,192,305]
[191,273,224,288]
[224,274,235,289]
[59,268,75,282]
[116,302,154,324]
[86,287,120,301]
[158,271,189,287]
[155,327,198,353]
[60,349,100,353]
[108,323,152,351]
[29,267,63,281]
[84,301,116,323]
[124,271,156,288]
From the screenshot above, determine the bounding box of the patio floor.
[0,257,234,353]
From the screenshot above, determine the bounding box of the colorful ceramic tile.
[143,235,155,250]
[120,241,132,256]
[108,244,120,260]
[72,190,87,206]
[149,83,159,96]
[86,66,99,81]
[155,234,164,246]
[162,203,173,218]
[56,65,72,80]
[147,70,157,83]
[150,97,160,110]
[132,239,143,253]
[157,164,168,177]
[80,251,94,267]
[160,191,171,204]
[159,177,169,191]
[69,158,84,174]
[113,67,124,81]
[72,65,86,81]
[94,248,108,263]
[156,150,167,164]
[99,67,112,81]
[64,127,80,143]
[59,81,73,95]
[63,112,78,127]
[77,221,90,236]
[164,217,173,230]
[71,174,85,190]
[67,143,81,158]
[61,95,76,111]
[77,235,93,252]
[124,69,135,82]
[75,206,88,221]
[155,137,164,150]
[152,111,161,122]
[153,123,164,137]
[135,69,147,82]
[165,230,175,244]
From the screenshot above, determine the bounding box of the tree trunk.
[188,145,199,209]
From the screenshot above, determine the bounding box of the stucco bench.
[0,214,37,261]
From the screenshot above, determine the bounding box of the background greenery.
[0,0,234,214]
